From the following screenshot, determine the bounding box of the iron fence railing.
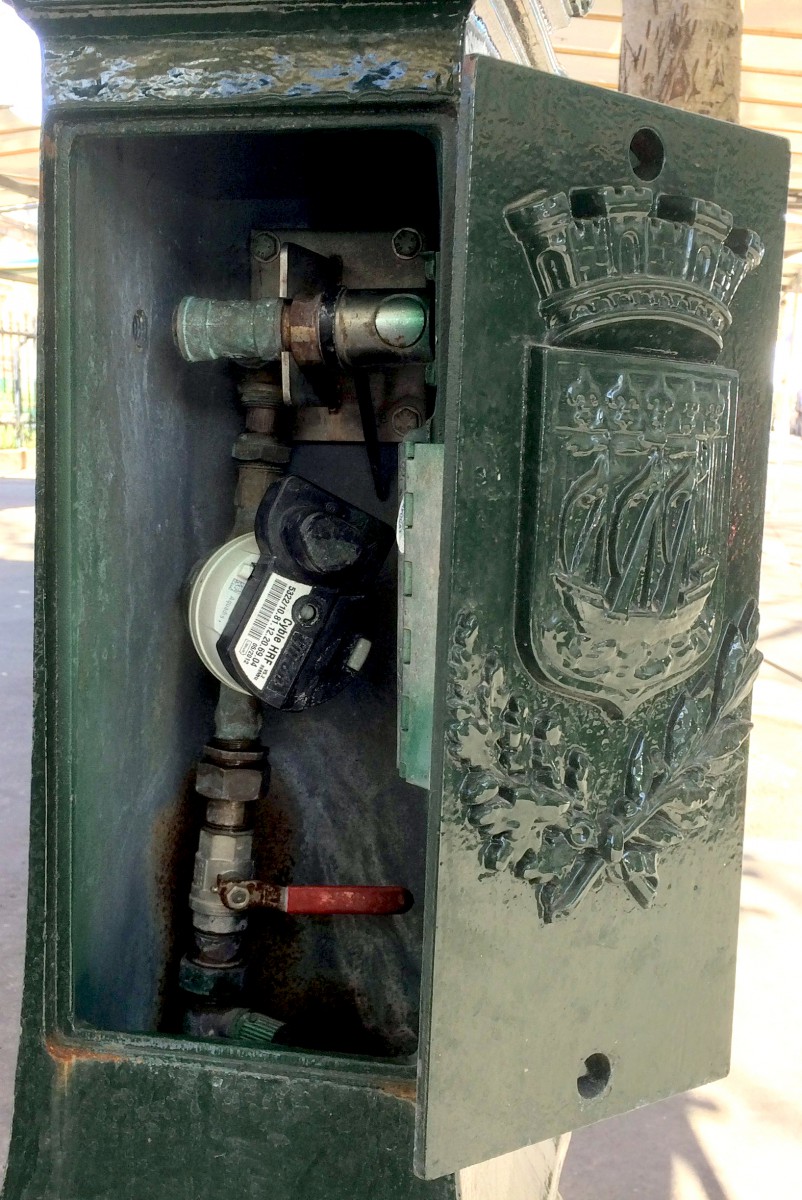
[0,306,37,448]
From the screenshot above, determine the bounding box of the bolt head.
[252,231,280,263]
[390,404,423,436]
[392,227,423,259]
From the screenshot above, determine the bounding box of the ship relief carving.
[504,183,764,716]
[448,604,761,923]
[522,352,736,716]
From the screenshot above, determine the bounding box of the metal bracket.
[252,229,431,441]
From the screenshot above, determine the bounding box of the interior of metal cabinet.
[68,128,440,1057]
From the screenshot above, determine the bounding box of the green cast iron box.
[2,1,789,1196]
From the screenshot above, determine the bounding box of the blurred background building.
[0,2,39,454]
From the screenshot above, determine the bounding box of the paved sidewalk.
[0,477,34,1169]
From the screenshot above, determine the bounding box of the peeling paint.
[43,35,459,108]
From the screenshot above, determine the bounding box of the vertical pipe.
[179,370,293,1040]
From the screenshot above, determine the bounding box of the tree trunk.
[619,0,742,122]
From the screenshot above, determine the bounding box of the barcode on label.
[247,576,288,640]
[233,571,313,688]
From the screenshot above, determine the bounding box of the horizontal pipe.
[174,296,284,363]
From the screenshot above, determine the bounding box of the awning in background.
[551,0,802,286]
[0,102,39,285]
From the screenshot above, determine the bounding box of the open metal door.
[415,55,789,1180]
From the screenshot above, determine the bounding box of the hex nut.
[232,431,293,465]
[235,463,283,517]
[197,828,253,863]
[178,956,248,1000]
[204,742,264,768]
[190,928,243,966]
[192,910,247,935]
[196,762,263,802]
[206,799,248,828]
[224,885,251,911]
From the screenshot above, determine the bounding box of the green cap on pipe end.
[230,1010,284,1047]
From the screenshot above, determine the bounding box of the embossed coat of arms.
[505,184,762,719]
[519,347,735,717]
[445,184,767,924]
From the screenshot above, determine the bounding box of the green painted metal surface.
[13,0,469,107]
[416,55,788,1178]
[1,0,790,1194]
[4,112,454,1198]
[398,441,445,789]
[5,4,466,1196]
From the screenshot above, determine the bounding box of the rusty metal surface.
[219,878,283,911]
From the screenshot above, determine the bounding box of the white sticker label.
[213,554,259,634]
[233,572,312,688]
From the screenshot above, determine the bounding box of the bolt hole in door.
[576,1052,612,1100]
[628,127,665,181]
[131,308,148,349]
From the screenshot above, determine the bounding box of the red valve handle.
[283,885,413,915]
[217,878,413,915]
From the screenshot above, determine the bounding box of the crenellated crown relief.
[505,185,763,360]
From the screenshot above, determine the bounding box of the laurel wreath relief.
[447,601,761,923]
